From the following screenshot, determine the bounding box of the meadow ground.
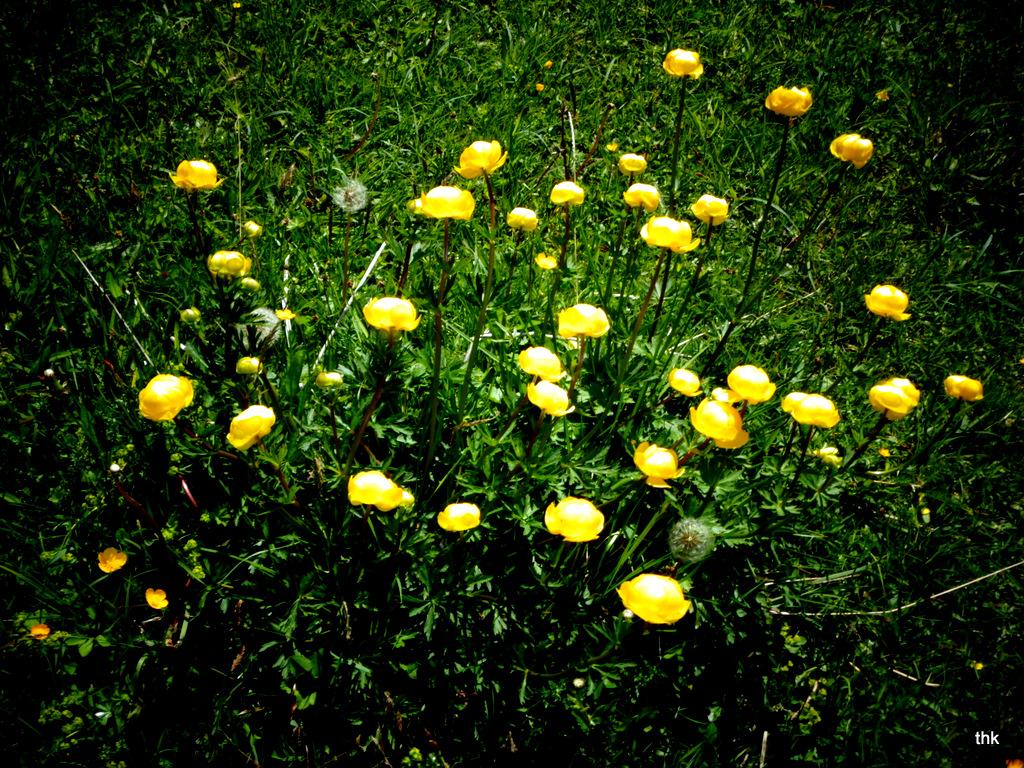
[2,0,1024,765]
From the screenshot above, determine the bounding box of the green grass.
[2,0,1024,766]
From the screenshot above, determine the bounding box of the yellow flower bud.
[235,357,261,374]
[518,347,566,382]
[528,381,574,416]
[944,375,984,402]
[830,134,874,169]
[454,141,508,180]
[623,183,661,212]
[180,307,201,323]
[242,220,263,238]
[169,160,224,191]
[544,497,604,542]
[690,398,749,449]
[869,378,921,420]
[668,368,702,396]
[419,186,475,220]
[543,60,553,69]
[240,277,261,292]
[633,442,683,488]
[765,86,813,117]
[138,374,194,422]
[810,446,843,469]
[662,49,703,79]
[864,285,911,320]
[348,470,415,512]
[315,372,344,389]
[617,574,692,624]
[640,216,700,252]
[363,297,421,332]
[507,207,539,232]
[437,503,481,532]
[207,250,252,278]
[690,194,729,225]
[558,304,610,338]
[781,392,841,428]
[550,181,585,206]
[227,405,276,450]
[617,154,647,175]
[727,365,776,404]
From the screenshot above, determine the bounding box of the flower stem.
[618,247,667,384]
[558,205,572,269]
[566,337,587,400]
[852,315,885,368]
[342,213,352,304]
[422,220,451,485]
[784,425,815,498]
[668,78,687,218]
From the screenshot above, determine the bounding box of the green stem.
[668,78,687,218]
[422,219,452,486]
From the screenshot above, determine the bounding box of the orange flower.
[146,588,169,610]
[29,623,50,639]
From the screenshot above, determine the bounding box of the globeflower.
[617,154,648,175]
[617,574,691,624]
[437,503,481,532]
[869,378,921,420]
[528,381,574,416]
[558,304,610,338]
[544,497,604,542]
[623,184,661,213]
[690,194,729,225]
[809,446,843,469]
[363,297,422,332]
[207,250,252,278]
[242,220,263,238]
[662,49,703,79]
[235,357,261,374]
[640,216,700,252]
[315,371,344,389]
[419,186,475,220]
[550,181,585,206]
[169,160,224,191]
[98,547,128,574]
[781,392,841,428]
[668,368,702,396]
[727,365,776,404]
[518,347,566,382]
[864,285,911,320]
[690,398,749,449]
[146,588,169,610]
[944,375,984,402]
[138,374,194,422]
[227,405,276,450]
[180,307,201,323]
[507,207,539,232]
[454,141,508,179]
[830,134,874,169]
[348,471,415,512]
[765,86,813,117]
[633,442,683,488]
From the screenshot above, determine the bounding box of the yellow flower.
[617,574,692,624]
[507,207,539,232]
[876,89,890,101]
[180,307,201,323]
[864,284,911,320]
[242,220,263,238]
[30,623,51,639]
[227,405,276,450]
[437,503,481,532]
[550,181,585,206]
[765,86,813,117]
[810,446,842,469]
[535,83,545,92]
[878,448,891,457]
[406,198,425,216]
[869,378,921,420]
[146,588,169,610]
[543,60,553,69]
[618,154,648,175]
[207,250,252,278]
[668,368,702,396]
[528,381,574,416]
[240,278,261,292]
[98,547,128,573]
[518,347,566,382]
[640,216,700,253]
[781,392,841,428]
[419,186,475,220]
[830,134,874,169]
[944,375,984,402]
[605,143,619,152]
[454,141,508,180]
[138,374,194,422]
[235,357,261,374]
[727,365,776,404]
[348,470,415,512]
[623,183,661,212]
[1006,759,1023,768]
[275,309,296,321]
[712,387,743,404]
[633,442,683,488]
[169,160,224,191]
[535,253,558,270]
[690,194,729,225]
[972,661,984,671]
[315,372,344,389]
[545,497,604,542]
[690,398,749,449]
[662,49,703,79]
[558,304,610,338]
[363,297,422,332]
